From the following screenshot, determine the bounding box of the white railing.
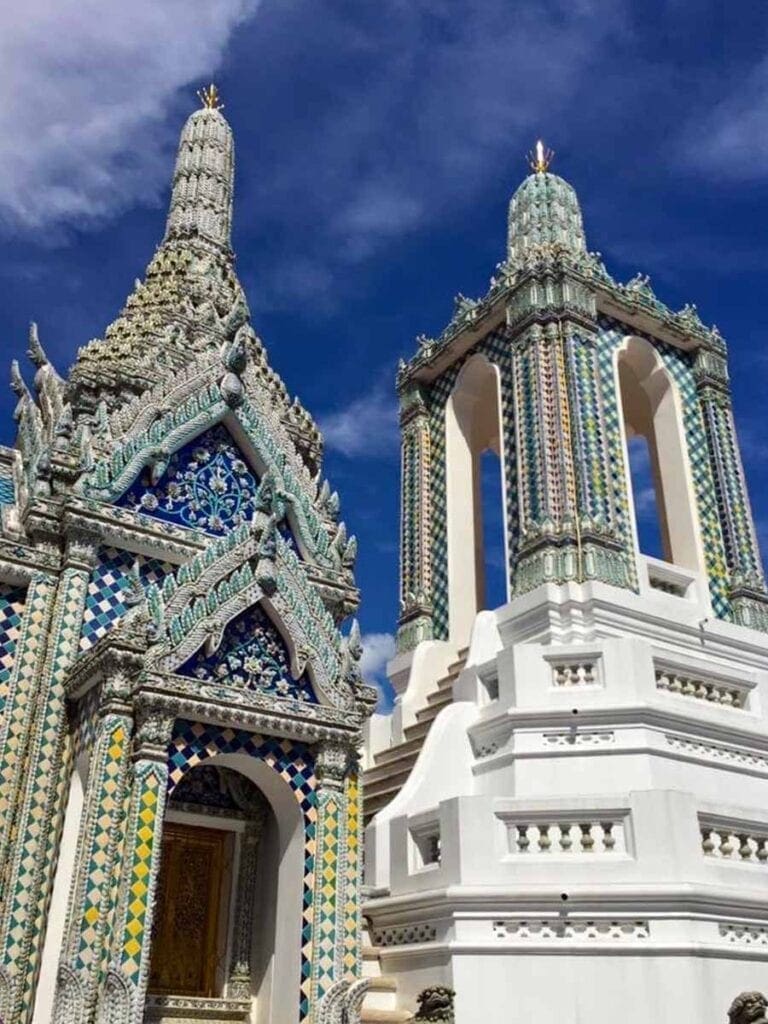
[504,819,625,855]
[700,821,768,864]
[656,666,748,709]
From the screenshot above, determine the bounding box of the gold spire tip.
[197,83,223,111]
[528,139,554,174]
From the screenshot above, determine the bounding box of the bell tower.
[394,142,767,655]
[364,144,768,1024]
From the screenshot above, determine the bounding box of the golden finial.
[528,139,554,174]
[197,83,223,111]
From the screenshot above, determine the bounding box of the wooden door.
[148,822,227,997]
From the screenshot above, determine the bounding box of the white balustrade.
[506,818,625,855]
[551,661,597,687]
[655,666,747,709]
[700,822,768,864]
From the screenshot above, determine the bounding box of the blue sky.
[0,1,767,690]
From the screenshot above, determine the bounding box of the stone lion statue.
[728,991,768,1024]
[415,986,455,1022]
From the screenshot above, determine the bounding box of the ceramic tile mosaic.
[0,473,15,506]
[167,720,318,1021]
[178,602,318,703]
[0,584,27,714]
[80,546,174,650]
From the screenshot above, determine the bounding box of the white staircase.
[362,650,467,823]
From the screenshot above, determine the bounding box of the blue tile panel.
[0,473,15,506]
[0,583,26,713]
[80,546,174,650]
[177,601,318,703]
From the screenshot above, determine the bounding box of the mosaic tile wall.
[0,473,15,506]
[0,584,27,714]
[178,602,318,703]
[422,315,738,638]
[116,423,261,537]
[166,721,319,1022]
[80,546,174,650]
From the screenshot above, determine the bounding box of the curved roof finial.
[527,139,554,174]
[197,82,223,111]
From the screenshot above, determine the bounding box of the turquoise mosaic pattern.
[0,473,15,506]
[701,398,764,586]
[178,602,318,703]
[117,423,262,537]
[80,546,174,650]
[568,332,613,526]
[167,721,318,1022]
[2,567,91,1018]
[428,329,515,640]
[0,585,26,714]
[597,316,731,617]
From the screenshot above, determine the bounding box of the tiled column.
[510,318,632,596]
[95,699,174,1024]
[0,572,57,892]
[396,384,434,653]
[0,530,98,1024]
[340,766,362,981]
[51,653,140,1024]
[310,741,353,1009]
[695,348,768,630]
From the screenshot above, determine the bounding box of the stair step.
[402,718,431,742]
[425,687,454,708]
[361,1011,414,1023]
[364,780,407,817]
[372,737,423,768]
[414,701,444,724]
[363,761,415,791]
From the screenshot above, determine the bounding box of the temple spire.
[507,141,586,263]
[164,85,234,249]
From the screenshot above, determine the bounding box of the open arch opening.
[616,336,704,577]
[150,753,305,1024]
[445,354,507,642]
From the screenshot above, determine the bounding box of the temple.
[0,92,379,1024]
[1,90,766,1024]
[363,143,768,1023]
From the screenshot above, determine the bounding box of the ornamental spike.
[527,139,554,174]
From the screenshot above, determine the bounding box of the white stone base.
[364,578,768,1023]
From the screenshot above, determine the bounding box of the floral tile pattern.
[177,602,318,703]
[117,423,260,537]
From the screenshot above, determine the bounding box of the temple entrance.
[148,822,228,997]
[144,753,308,1024]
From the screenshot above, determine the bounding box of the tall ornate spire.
[69,89,244,405]
[507,142,586,264]
[164,84,234,250]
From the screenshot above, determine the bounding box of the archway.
[615,336,705,575]
[445,353,507,643]
[148,752,305,1024]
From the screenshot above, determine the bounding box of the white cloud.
[360,632,396,683]
[0,0,258,232]
[684,57,768,180]
[319,381,398,458]
[247,0,630,302]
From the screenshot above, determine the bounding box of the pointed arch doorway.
[145,751,306,1024]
